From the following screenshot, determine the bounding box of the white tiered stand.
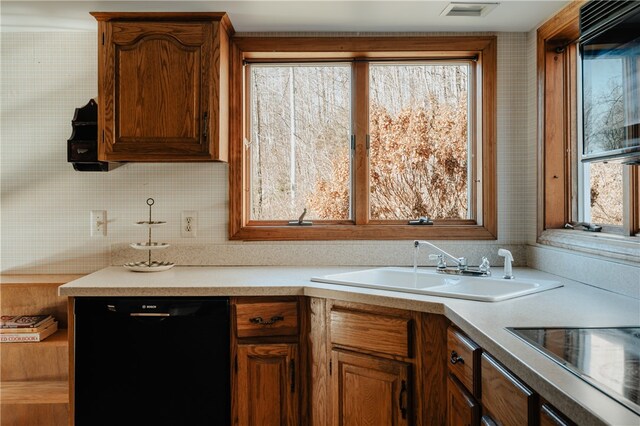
[124,198,174,272]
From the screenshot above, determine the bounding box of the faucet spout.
[414,240,467,270]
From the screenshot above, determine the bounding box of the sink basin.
[421,276,562,302]
[311,267,447,291]
[311,267,563,302]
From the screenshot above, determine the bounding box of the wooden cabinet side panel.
[421,313,448,426]
[99,20,113,160]
[308,298,328,426]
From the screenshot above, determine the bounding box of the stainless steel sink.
[311,267,563,302]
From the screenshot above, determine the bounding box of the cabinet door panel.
[116,38,200,142]
[447,374,480,426]
[236,344,298,426]
[111,23,209,151]
[481,353,536,426]
[332,350,409,426]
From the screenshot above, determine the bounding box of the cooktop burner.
[507,327,640,415]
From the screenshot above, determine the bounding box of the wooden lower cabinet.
[447,374,480,426]
[235,343,299,426]
[331,350,410,426]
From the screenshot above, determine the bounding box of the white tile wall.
[1,32,535,274]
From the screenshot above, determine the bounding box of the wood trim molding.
[229,35,497,241]
[536,1,584,235]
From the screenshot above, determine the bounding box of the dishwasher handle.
[106,301,209,317]
[130,312,171,317]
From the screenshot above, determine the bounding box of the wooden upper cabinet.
[91,12,232,161]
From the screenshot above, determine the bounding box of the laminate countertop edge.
[59,265,640,425]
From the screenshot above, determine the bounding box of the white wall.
[1,32,532,274]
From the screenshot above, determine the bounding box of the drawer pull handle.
[399,380,408,419]
[249,315,284,325]
[450,350,464,365]
[290,359,295,393]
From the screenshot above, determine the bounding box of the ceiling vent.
[441,2,499,17]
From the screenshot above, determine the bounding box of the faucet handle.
[429,254,447,269]
[479,257,491,276]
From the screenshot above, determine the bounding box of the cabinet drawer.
[330,309,411,357]
[236,301,298,338]
[447,327,481,397]
[540,401,575,426]
[447,374,480,426]
[481,353,537,426]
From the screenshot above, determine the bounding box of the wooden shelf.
[0,380,68,404]
[0,328,68,347]
[0,276,74,426]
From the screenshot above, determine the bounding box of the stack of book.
[0,314,58,343]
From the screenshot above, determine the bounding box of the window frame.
[537,2,640,253]
[229,36,497,241]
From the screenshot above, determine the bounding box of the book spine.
[0,334,41,343]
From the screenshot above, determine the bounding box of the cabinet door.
[99,21,215,161]
[331,350,410,426]
[447,374,480,426]
[236,344,299,426]
[481,353,537,426]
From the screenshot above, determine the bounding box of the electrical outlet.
[91,210,107,236]
[181,211,197,238]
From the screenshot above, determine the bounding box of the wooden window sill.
[538,229,640,263]
[230,224,497,241]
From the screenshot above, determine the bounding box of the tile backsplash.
[2,32,533,274]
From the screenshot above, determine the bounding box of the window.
[229,37,497,240]
[579,161,624,229]
[538,3,640,251]
[248,64,352,221]
[368,63,473,221]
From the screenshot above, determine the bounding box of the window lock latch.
[288,208,313,226]
[408,217,433,225]
[564,222,602,232]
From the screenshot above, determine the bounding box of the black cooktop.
[508,327,640,415]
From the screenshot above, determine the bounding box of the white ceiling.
[1,0,569,33]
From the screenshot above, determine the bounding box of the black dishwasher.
[74,297,230,426]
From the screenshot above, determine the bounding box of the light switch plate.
[91,210,107,236]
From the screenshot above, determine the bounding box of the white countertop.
[60,266,640,425]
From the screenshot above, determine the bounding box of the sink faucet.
[498,249,515,279]
[414,240,468,271]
